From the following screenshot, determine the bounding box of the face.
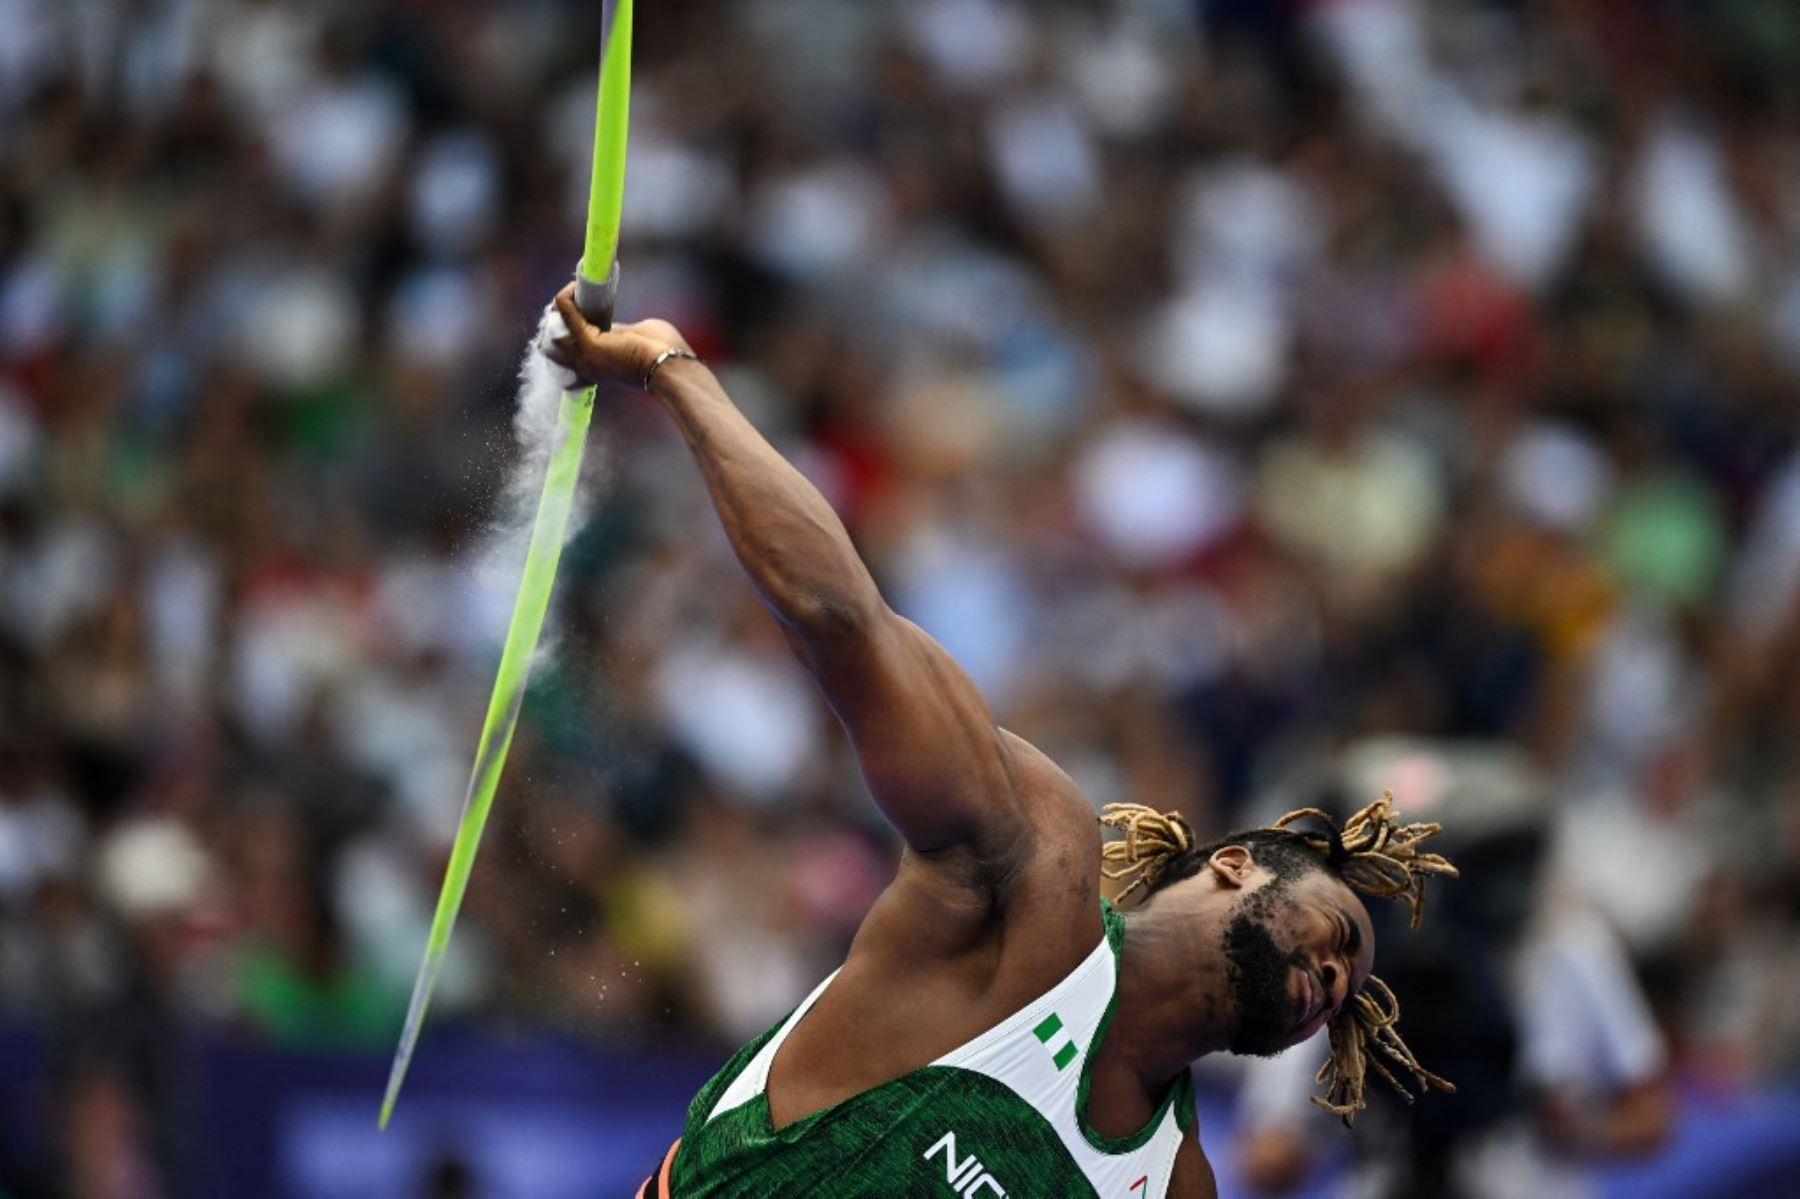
[1220,866,1376,1058]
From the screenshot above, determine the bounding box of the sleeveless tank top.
[668,899,1194,1197]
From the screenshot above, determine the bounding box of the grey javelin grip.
[576,261,620,332]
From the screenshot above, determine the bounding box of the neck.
[1107,904,1233,1087]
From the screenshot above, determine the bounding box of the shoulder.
[842,730,1102,985]
[909,729,1099,908]
[995,730,1101,870]
[989,730,1103,930]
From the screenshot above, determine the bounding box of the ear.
[1207,844,1256,889]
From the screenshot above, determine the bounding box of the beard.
[1223,902,1307,1058]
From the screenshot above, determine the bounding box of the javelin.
[378,0,634,1130]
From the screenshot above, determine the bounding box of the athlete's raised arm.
[547,288,1025,868]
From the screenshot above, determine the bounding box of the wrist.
[643,346,705,393]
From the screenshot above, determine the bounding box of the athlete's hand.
[543,282,690,389]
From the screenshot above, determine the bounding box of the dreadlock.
[1098,792,1459,1125]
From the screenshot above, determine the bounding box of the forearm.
[545,294,1020,860]
[650,361,882,633]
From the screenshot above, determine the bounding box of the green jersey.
[667,900,1194,1197]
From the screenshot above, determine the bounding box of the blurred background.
[2,0,1799,1195]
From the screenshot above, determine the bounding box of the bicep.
[781,606,1020,858]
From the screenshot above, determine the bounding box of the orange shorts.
[634,1138,680,1198]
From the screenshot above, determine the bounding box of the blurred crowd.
[3,0,1800,1193]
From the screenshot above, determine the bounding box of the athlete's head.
[1200,831,1373,1058]
[1100,794,1457,1124]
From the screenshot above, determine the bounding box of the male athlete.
[544,286,1456,1198]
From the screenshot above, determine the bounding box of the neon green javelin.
[379,0,633,1131]
[582,0,633,288]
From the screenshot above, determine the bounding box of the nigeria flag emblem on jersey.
[1033,1012,1078,1070]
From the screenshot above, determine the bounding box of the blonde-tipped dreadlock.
[1271,794,1458,931]
[1098,792,1459,1125]
[1098,801,1197,903]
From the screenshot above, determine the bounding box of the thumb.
[553,285,594,340]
